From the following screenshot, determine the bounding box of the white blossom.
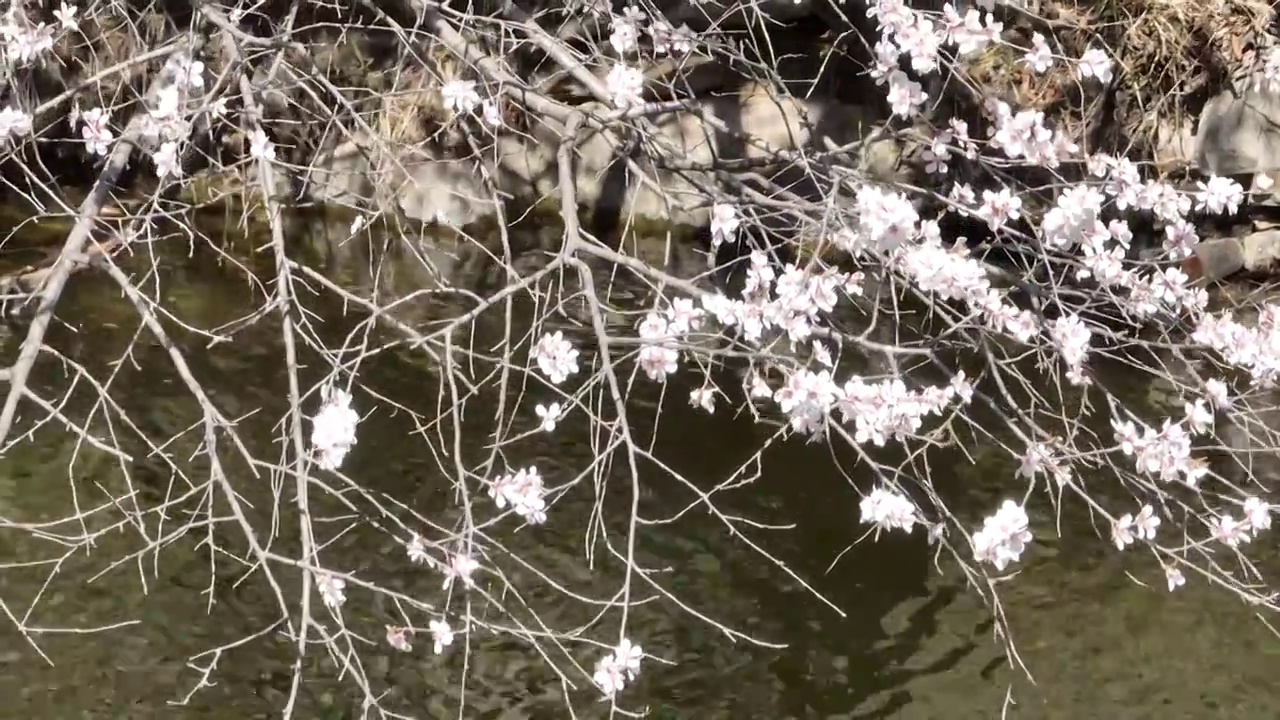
[442,553,480,590]
[151,86,182,121]
[1211,514,1252,547]
[310,384,359,471]
[315,572,346,609]
[481,99,502,127]
[1134,504,1161,540]
[248,128,275,161]
[1243,497,1272,537]
[609,15,640,54]
[535,402,562,432]
[0,106,32,142]
[1076,46,1113,84]
[170,55,205,89]
[441,79,481,115]
[79,107,113,156]
[859,486,920,534]
[1204,378,1232,410]
[54,3,78,31]
[2,22,53,64]
[1022,32,1053,73]
[386,625,412,651]
[971,500,1032,570]
[429,619,454,654]
[1184,399,1214,435]
[710,203,740,245]
[606,63,644,107]
[689,387,715,413]
[152,141,181,178]
[593,638,643,697]
[406,533,432,566]
[1112,512,1135,550]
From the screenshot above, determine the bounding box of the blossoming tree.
[0,0,1274,714]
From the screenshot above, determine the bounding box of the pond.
[0,208,1276,719]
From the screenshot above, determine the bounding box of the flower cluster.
[310,384,359,471]
[1194,304,1280,385]
[606,64,645,107]
[1111,503,1161,550]
[605,6,694,106]
[635,297,707,381]
[76,107,113,156]
[836,375,969,445]
[1112,416,1204,486]
[1048,314,1092,385]
[772,369,838,434]
[531,331,581,385]
[697,253,859,348]
[1210,497,1273,548]
[841,185,920,255]
[870,0,1002,117]
[1017,441,1073,484]
[637,312,680,381]
[139,52,212,178]
[0,10,54,65]
[768,368,971,440]
[593,638,643,697]
[489,466,549,524]
[971,500,1032,570]
[608,4,693,57]
[0,106,32,145]
[892,231,1039,342]
[859,486,920,534]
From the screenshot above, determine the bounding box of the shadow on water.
[0,212,1277,718]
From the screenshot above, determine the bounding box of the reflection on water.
[0,213,1276,719]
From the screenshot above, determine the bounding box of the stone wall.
[302,87,911,232]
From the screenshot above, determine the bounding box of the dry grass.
[962,0,1273,157]
[379,63,445,147]
[376,44,532,149]
[1107,0,1272,137]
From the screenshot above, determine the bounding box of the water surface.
[0,212,1276,719]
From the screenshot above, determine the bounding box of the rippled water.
[0,212,1277,719]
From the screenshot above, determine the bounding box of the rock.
[1241,229,1280,274]
[1184,230,1280,282]
[391,153,495,228]
[303,140,495,229]
[1153,117,1195,172]
[497,87,906,229]
[304,89,904,232]
[1194,79,1280,178]
[1184,237,1245,283]
[303,138,377,208]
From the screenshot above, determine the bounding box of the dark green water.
[0,213,1276,719]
